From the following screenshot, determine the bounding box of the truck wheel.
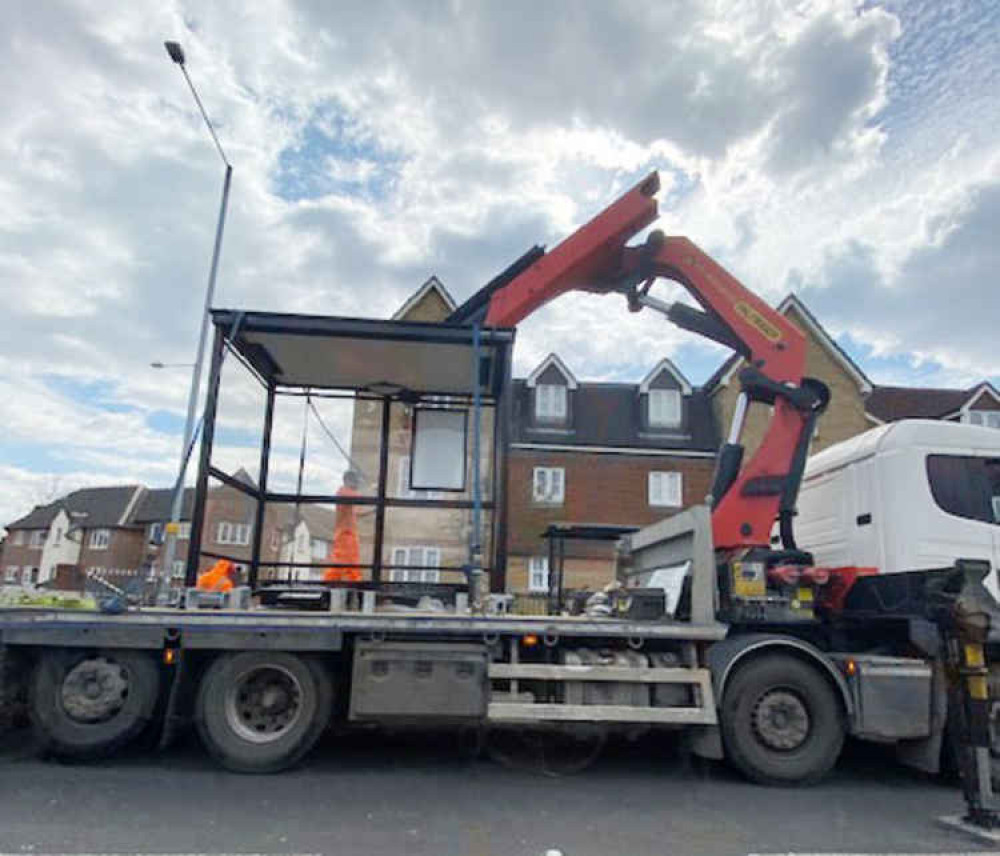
[31,648,161,760]
[195,652,332,773]
[721,654,844,786]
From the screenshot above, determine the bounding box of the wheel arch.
[708,634,852,719]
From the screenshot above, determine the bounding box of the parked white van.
[796,420,1000,598]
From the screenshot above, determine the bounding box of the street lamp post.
[156,41,233,605]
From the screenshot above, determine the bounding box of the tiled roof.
[864,386,973,422]
[7,485,142,531]
[131,488,196,523]
[511,380,718,452]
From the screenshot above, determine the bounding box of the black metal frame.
[184,310,516,596]
[542,523,640,614]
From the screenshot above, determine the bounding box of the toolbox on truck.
[350,641,489,720]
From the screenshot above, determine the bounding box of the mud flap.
[896,660,949,775]
[685,724,724,760]
[0,644,29,734]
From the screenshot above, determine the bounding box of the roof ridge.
[871,383,970,394]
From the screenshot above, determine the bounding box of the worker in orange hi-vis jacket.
[197,558,237,592]
[323,470,363,583]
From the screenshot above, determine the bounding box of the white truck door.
[924,453,999,599]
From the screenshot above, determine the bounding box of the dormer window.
[640,358,691,432]
[526,353,577,428]
[648,389,681,428]
[536,384,567,423]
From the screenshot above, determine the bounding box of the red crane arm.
[484,173,660,327]
[474,171,823,552]
[485,172,805,383]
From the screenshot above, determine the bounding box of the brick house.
[1,469,299,594]
[130,471,318,588]
[131,487,195,584]
[506,353,718,597]
[3,486,146,588]
[347,278,717,597]
[707,293,1000,450]
[132,472,289,587]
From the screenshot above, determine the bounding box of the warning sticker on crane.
[734,301,783,343]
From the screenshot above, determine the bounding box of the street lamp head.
[164,41,186,65]
[163,38,231,168]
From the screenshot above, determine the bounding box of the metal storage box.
[350,641,488,719]
[833,654,933,740]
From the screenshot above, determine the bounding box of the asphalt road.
[0,726,989,856]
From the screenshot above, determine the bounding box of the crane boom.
[453,171,829,554]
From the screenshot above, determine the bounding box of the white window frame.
[648,471,683,508]
[532,467,565,504]
[311,538,328,560]
[217,521,252,546]
[968,410,1000,429]
[172,560,185,578]
[28,567,39,584]
[992,495,1000,524]
[13,530,24,546]
[149,522,164,544]
[528,557,549,593]
[89,528,111,550]
[535,383,567,423]
[177,522,191,541]
[4,566,18,583]
[648,389,682,428]
[389,546,441,583]
[53,527,62,547]
[29,530,46,549]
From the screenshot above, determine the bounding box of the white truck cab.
[796,420,1000,598]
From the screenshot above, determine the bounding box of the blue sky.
[0,0,998,525]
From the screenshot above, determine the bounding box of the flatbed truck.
[2,174,998,815]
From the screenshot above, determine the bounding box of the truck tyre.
[31,648,161,760]
[195,651,332,773]
[721,654,844,786]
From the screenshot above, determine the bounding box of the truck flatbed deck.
[0,606,730,644]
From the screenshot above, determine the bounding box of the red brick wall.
[506,449,715,579]
[77,528,145,574]
[1,535,44,583]
[187,484,283,577]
